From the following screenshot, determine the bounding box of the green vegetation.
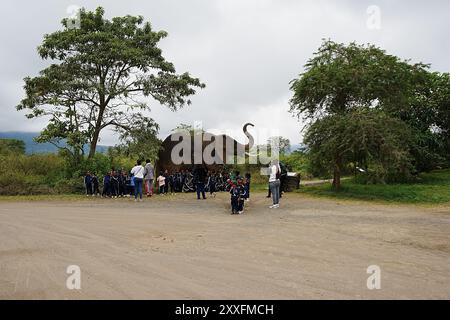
[280,151,312,180]
[17,7,204,163]
[0,139,26,155]
[0,194,89,202]
[3,13,449,204]
[290,40,450,189]
[0,151,133,196]
[298,170,450,204]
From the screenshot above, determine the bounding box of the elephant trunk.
[243,123,255,150]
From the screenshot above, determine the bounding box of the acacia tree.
[407,72,450,168]
[289,40,428,119]
[289,40,436,188]
[17,7,205,160]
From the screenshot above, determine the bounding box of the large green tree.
[289,40,428,119]
[304,109,413,189]
[17,7,205,160]
[290,40,449,187]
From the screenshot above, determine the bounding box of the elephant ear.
[243,123,255,149]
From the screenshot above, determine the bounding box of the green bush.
[299,170,450,204]
[0,154,66,195]
[0,139,26,155]
[73,153,111,177]
[54,178,85,194]
[0,171,52,195]
[280,151,313,179]
[0,152,139,195]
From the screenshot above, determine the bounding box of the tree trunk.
[88,130,100,159]
[88,103,106,159]
[332,157,342,190]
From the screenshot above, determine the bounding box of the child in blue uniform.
[110,170,119,198]
[230,182,240,215]
[84,171,93,196]
[102,172,111,197]
[237,178,247,214]
[92,173,100,196]
[244,173,251,202]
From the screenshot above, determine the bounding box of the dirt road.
[0,193,449,299]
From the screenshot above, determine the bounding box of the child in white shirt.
[157,175,166,195]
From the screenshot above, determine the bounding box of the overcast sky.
[1,0,450,146]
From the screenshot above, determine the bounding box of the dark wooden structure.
[155,123,255,174]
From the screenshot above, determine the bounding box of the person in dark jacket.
[229,183,239,214]
[180,170,186,188]
[118,170,127,197]
[244,173,251,201]
[237,178,247,214]
[167,173,175,194]
[193,165,207,200]
[207,171,217,198]
[230,180,246,215]
[92,173,100,196]
[110,170,119,198]
[163,170,170,194]
[173,171,182,192]
[102,172,111,198]
[84,171,93,196]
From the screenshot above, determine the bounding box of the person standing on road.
[92,172,100,196]
[144,159,154,197]
[84,171,93,196]
[102,172,111,198]
[193,164,207,200]
[131,160,145,202]
[157,173,166,195]
[268,160,281,209]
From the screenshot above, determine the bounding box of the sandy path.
[0,193,449,299]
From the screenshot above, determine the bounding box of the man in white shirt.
[131,160,145,201]
[268,160,281,209]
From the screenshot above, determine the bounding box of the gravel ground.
[0,192,449,299]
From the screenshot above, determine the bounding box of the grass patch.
[0,194,89,202]
[251,183,270,192]
[297,170,450,204]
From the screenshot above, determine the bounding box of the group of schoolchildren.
[84,165,252,215]
[84,170,138,198]
[155,169,193,195]
[228,171,251,215]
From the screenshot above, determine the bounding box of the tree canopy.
[290,40,450,188]
[289,40,429,119]
[17,7,205,161]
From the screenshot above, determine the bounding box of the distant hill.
[0,132,110,154]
